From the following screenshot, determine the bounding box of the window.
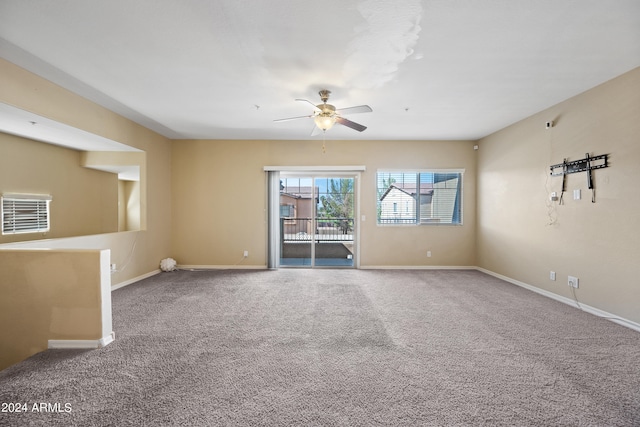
[1,194,51,235]
[280,204,295,217]
[376,170,463,225]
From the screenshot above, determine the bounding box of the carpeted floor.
[1,269,639,426]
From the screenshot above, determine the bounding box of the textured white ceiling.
[1,0,639,142]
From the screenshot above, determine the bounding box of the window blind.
[1,194,52,235]
[376,171,463,225]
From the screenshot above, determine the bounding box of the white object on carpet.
[160,258,177,272]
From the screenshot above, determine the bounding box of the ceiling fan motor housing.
[318,89,331,103]
[316,103,336,115]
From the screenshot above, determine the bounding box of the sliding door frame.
[264,166,364,269]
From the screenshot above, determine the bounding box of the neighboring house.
[379,183,433,224]
[281,184,354,238]
[280,186,317,235]
[431,175,460,224]
[378,175,460,224]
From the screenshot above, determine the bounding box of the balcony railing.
[378,217,443,224]
[281,217,353,241]
[378,217,417,224]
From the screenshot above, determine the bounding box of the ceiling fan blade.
[335,117,367,132]
[273,114,313,123]
[335,105,373,115]
[295,99,321,111]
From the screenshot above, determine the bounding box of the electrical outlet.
[568,276,579,288]
[550,271,556,281]
[243,250,249,258]
[427,251,432,257]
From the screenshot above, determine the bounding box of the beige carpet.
[1,269,639,426]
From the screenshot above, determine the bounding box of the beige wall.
[81,150,146,232]
[2,54,637,372]
[0,133,120,243]
[477,66,640,324]
[0,57,172,286]
[0,249,111,370]
[124,180,141,231]
[116,179,142,232]
[172,139,477,267]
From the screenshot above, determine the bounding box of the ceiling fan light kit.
[314,113,337,131]
[275,89,372,135]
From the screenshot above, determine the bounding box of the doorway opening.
[278,174,356,268]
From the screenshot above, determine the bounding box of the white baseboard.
[111,269,161,291]
[180,264,472,271]
[477,267,640,333]
[48,332,115,349]
[177,264,267,270]
[361,265,476,270]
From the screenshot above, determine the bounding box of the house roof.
[379,184,433,201]
[281,186,317,199]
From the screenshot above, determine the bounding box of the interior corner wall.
[0,133,119,243]
[0,58,172,287]
[476,66,640,324]
[171,139,477,268]
[124,180,141,231]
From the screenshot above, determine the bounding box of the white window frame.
[376,169,464,226]
[1,193,52,235]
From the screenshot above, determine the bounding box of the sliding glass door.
[279,175,356,268]
[279,177,314,266]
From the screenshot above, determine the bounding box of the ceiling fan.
[274,90,372,135]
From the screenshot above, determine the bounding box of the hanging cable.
[113,232,138,273]
[544,121,559,225]
[559,159,567,205]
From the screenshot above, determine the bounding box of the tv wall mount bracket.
[550,153,608,203]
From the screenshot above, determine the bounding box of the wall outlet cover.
[568,276,579,288]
